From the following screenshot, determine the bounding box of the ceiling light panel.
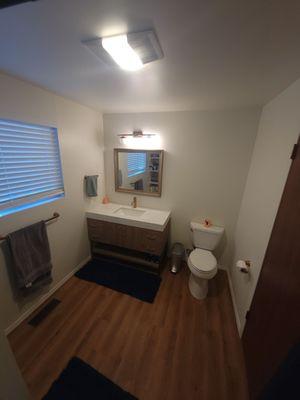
[82,30,163,71]
[102,34,143,71]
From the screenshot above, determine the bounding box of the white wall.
[103,109,261,267]
[0,72,105,332]
[230,78,300,332]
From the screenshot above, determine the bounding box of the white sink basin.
[86,203,171,231]
[113,207,146,218]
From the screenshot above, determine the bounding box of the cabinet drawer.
[141,230,164,254]
[115,224,135,248]
[87,218,169,256]
[136,229,164,255]
[87,219,113,244]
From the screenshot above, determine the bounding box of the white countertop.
[86,203,171,232]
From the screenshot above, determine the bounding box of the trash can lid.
[172,242,185,256]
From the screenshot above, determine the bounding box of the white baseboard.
[226,270,242,336]
[4,256,91,336]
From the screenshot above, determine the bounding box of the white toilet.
[187,221,224,299]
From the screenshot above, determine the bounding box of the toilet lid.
[189,249,217,272]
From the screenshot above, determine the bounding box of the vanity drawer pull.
[87,219,104,228]
[146,236,157,241]
[145,246,157,253]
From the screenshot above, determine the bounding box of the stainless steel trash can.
[170,242,185,274]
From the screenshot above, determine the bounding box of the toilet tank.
[190,221,224,250]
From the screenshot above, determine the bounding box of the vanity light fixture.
[118,130,156,141]
[118,130,162,148]
[82,30,163,71]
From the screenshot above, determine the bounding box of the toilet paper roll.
[236,260,250,273]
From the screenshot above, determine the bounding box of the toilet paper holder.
[236,260,251,274]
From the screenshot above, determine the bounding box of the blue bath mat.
[75,257,161,303]
[43,357,137,399]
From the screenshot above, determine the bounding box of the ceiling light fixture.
[102,35,143,71]
[83,30,163,71]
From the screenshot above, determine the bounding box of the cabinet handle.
[146,246,156,252]
[146,235,157,240]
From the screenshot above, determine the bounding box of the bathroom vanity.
[86,203,171,270]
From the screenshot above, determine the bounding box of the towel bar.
[0,212,60,241]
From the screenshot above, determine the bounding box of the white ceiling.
[1,0,300,112]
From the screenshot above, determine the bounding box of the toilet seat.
[188,249,217,279]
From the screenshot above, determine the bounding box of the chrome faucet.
[131,196,137,208]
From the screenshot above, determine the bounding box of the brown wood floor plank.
[8,276,75,351]
[23,285,106,399]
[9,278,95,372]
[206,276,230,400]
[8,265,248,400]
[137,271,184,400]
[218,273,249,399]
[166,269,201,400]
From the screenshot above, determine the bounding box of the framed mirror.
[114,149,164,197]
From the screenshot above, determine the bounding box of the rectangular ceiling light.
[102,34,143,71]
[82,30,163,72]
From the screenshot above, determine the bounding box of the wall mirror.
[114,149,164,197]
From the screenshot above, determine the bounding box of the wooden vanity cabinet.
[87,218,170,262]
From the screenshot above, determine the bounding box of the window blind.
[0,119,64,217]
[127,152,146,177]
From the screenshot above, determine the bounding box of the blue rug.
[43,357,137,399]
[75,257,161,303]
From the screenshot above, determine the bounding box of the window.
[127,152,146,177]
[0,119,64,217]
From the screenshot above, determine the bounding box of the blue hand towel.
[85,175,98,197]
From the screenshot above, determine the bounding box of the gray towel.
[85,175,98,197]
[8,221,52,294]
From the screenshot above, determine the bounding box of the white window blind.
[0,119,64,217]
[127,152,146,177]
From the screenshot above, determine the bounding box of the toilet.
[187,221,224,299]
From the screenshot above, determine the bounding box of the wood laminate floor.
[8,265,248,400]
